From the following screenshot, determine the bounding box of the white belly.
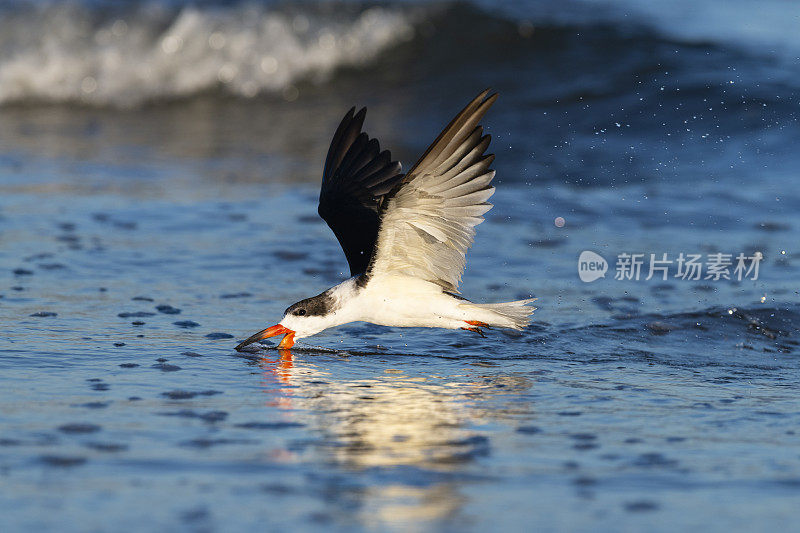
[354,275,469,329]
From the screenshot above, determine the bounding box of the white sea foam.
[5,0,796,107]
[0,2,417,107]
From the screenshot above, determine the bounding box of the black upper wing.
[318,107,404,276]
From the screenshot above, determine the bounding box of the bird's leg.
[462,320,489,337]
[461,326,487,338]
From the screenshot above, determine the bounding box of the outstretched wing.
[318,107,404,276]
[366,89,498,292]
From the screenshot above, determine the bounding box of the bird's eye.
[296,309,306,316]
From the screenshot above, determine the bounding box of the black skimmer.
[236,89,535,351]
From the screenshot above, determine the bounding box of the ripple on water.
[161,390,223,400]
[205,333,234,340]
[58,423,101,434]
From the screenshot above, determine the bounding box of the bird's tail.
[460,298,537,330]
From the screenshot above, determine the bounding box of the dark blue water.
[1,0,799,531]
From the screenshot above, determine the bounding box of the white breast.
[346,275,470,330]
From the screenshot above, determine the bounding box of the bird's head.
[235,291,337,351]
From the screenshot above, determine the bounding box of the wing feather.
[367,90,498,292]
[318,108,404,276]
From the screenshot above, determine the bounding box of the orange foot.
[461,326,487,338]
[466,320,489,327]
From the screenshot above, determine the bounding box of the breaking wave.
[1,0,798,107]
[0,1,420,106]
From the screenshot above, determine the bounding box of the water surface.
[1,0,799,531]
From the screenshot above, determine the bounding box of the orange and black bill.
[235,324,295,351]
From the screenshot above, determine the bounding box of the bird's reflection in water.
[254,348,532,529]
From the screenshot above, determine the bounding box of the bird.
[235,89,535,351]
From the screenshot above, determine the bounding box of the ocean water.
[1,0,799,531]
